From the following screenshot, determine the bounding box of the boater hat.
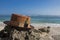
[4,14,31,28]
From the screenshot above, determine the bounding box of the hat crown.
[10,14,31,28]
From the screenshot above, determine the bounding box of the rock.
[0,25,52,40]
[38,26,50,33]
[11,29,25,40]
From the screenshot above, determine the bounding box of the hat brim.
[3,21,10,25]
[3,21,34,29]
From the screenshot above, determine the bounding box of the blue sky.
[0,0,60,16]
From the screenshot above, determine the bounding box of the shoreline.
[31,23,60,27]
[0,22,60,27]
[0,22,60,40]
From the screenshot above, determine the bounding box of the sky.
[0,0,60,16]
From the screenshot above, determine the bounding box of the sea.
[0,15,60,24]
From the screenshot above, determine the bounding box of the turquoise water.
[0,15,60,24]
[0,15,11,22]
[31,16,60,23]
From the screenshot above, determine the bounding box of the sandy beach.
[0,22,60,40]
[1,22,60,35]
[31,23,60,40]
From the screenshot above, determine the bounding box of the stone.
[38,26,50,33]
[0,25,52,40]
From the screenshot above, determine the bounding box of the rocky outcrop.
[0,25,54,40]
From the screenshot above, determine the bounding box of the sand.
[31,23,60,40]
[0,22,60,40]
[0,22,6,31]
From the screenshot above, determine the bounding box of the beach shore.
[31,23,60,40]
[0,22,60,34]
[0,22,60,40]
